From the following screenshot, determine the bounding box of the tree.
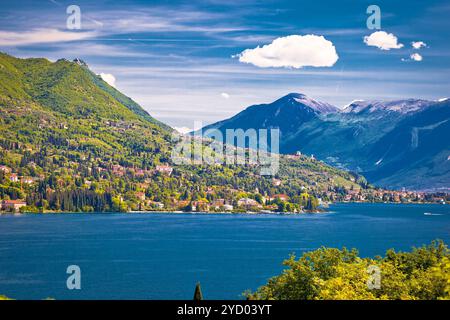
[193,282,203,300]
[247,241,450,300]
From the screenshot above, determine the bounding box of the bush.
[246,240,450,300]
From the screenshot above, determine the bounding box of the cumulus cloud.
[401,53,423,62]
[364,31,403,50]
[234,35,339,69]
[221,92,230,99]
[100,73,116,87]
[410,53,423,61]
[411,41,427,49]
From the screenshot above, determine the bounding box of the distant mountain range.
[199,93,450,191]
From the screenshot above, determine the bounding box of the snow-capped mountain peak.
[342,99,434,115]
[277,93,339,114]
[342,100,366,113]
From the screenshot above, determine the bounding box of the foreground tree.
[193,282,203,300]
[247,240,450,300]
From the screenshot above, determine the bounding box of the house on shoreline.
[237,198,262,209]
[1,200,27,213]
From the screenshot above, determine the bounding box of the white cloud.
[100,73,116,87]
[410,53,423,61]
[221,92,230,99]
[174,127,192,134]
[411,41,427,49]
[85,8,245,35]
[0,28,97,46]
[234,34,339,69]
[364,31,404,50]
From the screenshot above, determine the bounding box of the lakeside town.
[1,161,448,214]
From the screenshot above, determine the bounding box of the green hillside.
[0,53,374,213]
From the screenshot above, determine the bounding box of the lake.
[0,203,449,300]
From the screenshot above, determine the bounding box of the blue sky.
[0,0,449,129]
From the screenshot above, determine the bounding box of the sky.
[0,0,449,130]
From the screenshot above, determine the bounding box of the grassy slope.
[0,52,172,163]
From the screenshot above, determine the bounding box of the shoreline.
[0,201,446,215]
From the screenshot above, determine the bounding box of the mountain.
[342,99,434,115]
[0,54,164,127]
[363,101,450,190]
[200,93,339,136]
[199,93,450,191]
[0,53,371,212]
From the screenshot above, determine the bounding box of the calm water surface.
[0,203,449,299]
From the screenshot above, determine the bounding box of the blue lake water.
[0,203,449,300]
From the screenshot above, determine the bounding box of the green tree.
[247,241,450,300]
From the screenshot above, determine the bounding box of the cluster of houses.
[131,196,235,212]
[1,161,174,182]
[0,165,38,185]
[129,193,292,212]
[110,164,173,177]
[183,199,234,212]
[0,166,29,212]
[342,189,448,204]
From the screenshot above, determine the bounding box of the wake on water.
[424,212,444,216]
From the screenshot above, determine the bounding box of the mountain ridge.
[342,99,435,115]
[199,92,449,191]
